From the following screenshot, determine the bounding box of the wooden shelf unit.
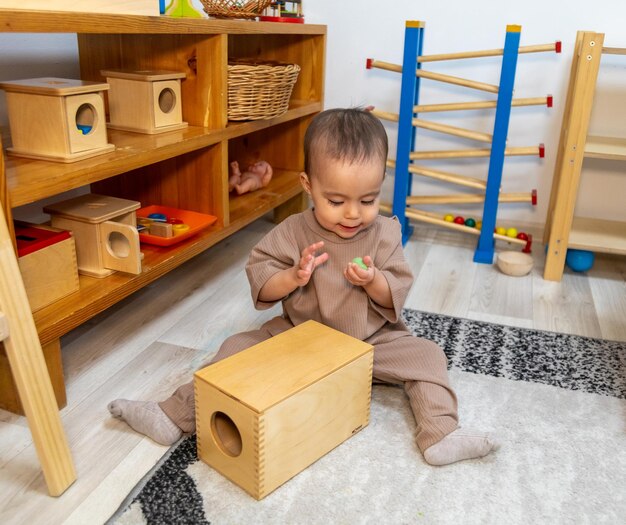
[543,31,626,280]
[0,9,325,412]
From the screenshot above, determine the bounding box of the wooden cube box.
[101,70,188,134]
[195,320,374,500]
[0,77,115,162]
[15,222,79,312]
[44,193,142,278]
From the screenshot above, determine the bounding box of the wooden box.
[0,1,159,16]
[15,222,79,312]
[44,193,142,278]
[0,77,115,163]
[195,320,374,500]
[101,70,188,134]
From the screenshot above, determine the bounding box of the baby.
[228,160,273,195]
[109,108,498,466]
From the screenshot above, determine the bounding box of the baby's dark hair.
[304,108,388,176]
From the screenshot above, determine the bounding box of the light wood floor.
[1,216,625,525]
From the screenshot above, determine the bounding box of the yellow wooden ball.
[444,214,454,222]
[496,226,507,235]
[506,227,518,238]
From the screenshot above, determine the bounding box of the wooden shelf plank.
[568,216,626,255]
[32,169,303,344]
[5,101,321,207]
[584,135,626,160]
[0,9,326,35]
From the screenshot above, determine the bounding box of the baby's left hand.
[344,256,375,287]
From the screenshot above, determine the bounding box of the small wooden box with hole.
[194,320,374,500]
[101,70,188,134]
[0,77,115,162]
[44,193,142,278]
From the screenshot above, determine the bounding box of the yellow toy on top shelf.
[165,0,203,18]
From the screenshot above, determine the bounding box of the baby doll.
[228,160,273,195]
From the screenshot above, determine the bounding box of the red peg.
[538,144,545,158]
[555,41,562,53]
[531,189,538,205]
[366,58,373,69]
[522,234,533,253]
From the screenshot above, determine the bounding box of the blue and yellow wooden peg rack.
[367,22,560,262]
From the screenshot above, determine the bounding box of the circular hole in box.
[211,411,242,457]
[75,103,97,135]
[107,231,130,258]
[158,87,176,114]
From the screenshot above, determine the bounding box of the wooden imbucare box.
[195,320,374,500]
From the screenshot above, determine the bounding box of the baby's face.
[302,156,384,239]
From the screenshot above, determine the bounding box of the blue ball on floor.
[565,249,595,272]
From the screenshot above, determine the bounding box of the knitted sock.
[108,399,183,446]
[423,427,499,466]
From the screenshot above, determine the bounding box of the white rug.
[109,311,626,524]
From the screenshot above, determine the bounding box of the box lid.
[101,70,186,82]
[0,77,109,95]
[43,193,140,223]
[195,320,373,413]
[15,222,71,257]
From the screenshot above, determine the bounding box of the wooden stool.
[195,320,374,500]
[101,70,188,134]
[44,193,142,278]
[0,77,115,162]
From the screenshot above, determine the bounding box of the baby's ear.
[299,172,312,194]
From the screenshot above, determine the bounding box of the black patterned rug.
[108,309,626,525]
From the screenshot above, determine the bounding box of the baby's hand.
[295,241,329,286]
[344,255,375,287]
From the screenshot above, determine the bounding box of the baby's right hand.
[295,241,328,286]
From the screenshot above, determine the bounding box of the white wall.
[303,0,626,230]
[1,1,625,229]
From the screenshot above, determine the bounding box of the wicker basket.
[227,59,301,121]
[199,0,272,19]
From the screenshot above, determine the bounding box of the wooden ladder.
[0,147,76,496]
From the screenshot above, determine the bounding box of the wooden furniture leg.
[0,174,76,495]
[543,32,604,281]
[1,338,67,414]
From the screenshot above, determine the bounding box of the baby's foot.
[423,427,499,466]
[108,399,183,446]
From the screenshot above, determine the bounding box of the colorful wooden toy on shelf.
[228,160,273,195]
[260,0,304,23]
[0,77,115,162]
[366,21,558,262]
[101,70,188,134]
[44,193,142,278]
[135,205,217,246]
[195,320,373,500]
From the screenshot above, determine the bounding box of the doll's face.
[300,156,384,239]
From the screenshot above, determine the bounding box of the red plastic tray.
[137,205,217,247]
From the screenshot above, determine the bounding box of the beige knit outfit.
[160,210,459,452]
